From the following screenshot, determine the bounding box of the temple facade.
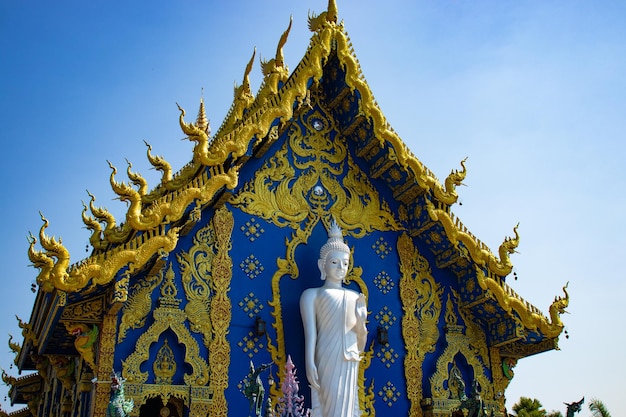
[3,2,568,416]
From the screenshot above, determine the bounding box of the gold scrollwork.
[93,314,117,417]
[231,103,399,235]
[113,275,130,304]
[359,342,376,416]
[61,297,105,322]
[429,291,493,402]
[397,233,442,417]
[425,199,519,277]
[453,293,490,371]
[122,264,209,386]
[106,158,239,237]
[118,265,165,343]
[207,206,234,417]
[28,212,180,293]
[177,220,216,348]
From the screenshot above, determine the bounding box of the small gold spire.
[308,0,338,32]
[327,0,338,23]
[195,93,210,136]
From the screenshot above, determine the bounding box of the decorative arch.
[122,264,209,386]
[429,294,493,400]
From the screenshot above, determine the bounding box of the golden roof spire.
[308,0,339,31]
[327,0,338,23]
[195,92,210,136]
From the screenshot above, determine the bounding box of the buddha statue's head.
[318,220,350,281]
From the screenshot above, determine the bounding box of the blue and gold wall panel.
[111,60,501,416]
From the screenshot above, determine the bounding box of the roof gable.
[24,0,566,353]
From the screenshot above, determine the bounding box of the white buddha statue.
[300,220,367,417]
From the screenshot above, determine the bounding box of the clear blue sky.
[1,1,624,415]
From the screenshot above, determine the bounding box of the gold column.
[93,313,117,417]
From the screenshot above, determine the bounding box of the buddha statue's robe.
[309,287,361,417]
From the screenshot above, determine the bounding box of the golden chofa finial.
[144,140,173,183]
[276,15,292,68]
[260,16,292,95]
[27,213,71,293]
[308,0,338,32]
[8,334,20,355]
[327,0,338,23]
[195,94,210,136]
[549,282,570,329]
[261,15,292,75]
[126,159,148,196]
[235,47,256,101]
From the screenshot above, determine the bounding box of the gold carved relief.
[455,293,490,372]
[29,214,180,293]
[359,342,376,416]
[61,297,104,322]
[489,347,510,411]
[207,206,234,417]
[118,266,164,343]
[122,264,209,386]
[177,208,217,348]
[230,100,399,236]
[93,313,117,417]
[474,269,567,339]
[429,292,493,401]
[154,339,176,385]
[397,233,443,417]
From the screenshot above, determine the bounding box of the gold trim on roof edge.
[425,200,567,337]
[28,212,180,293]
[475,270,568,339]
[425,199,518,276]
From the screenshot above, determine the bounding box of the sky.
[1,0,625,415]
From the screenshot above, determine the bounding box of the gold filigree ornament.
[425,199,520,278]
[231,104,399,236]
[397,233,443,417]
[118,264,165,343]
[94,313,119,417]
[453,294,490,367]
[429,292,494,402]
[359,341,376,416]
[122,263,209,386]
[61,297,105,322]
[154,339,177,385]
[177,221,216,348]
[205,206,234,417]
[106,157,239,237]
